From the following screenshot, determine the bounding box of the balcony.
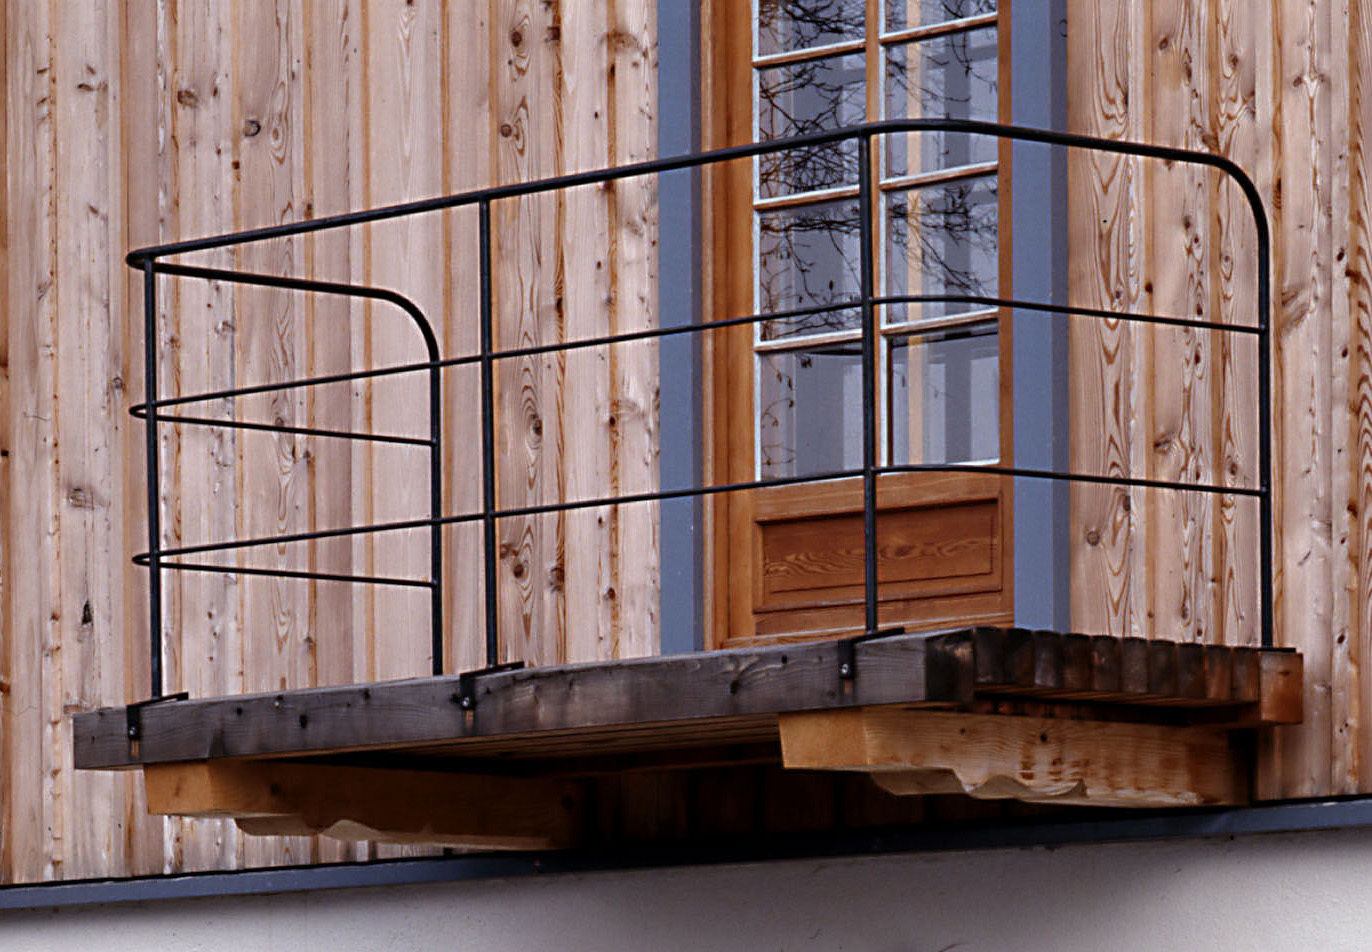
[73,121,1301,851]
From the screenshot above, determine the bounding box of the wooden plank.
[1352,0,1372,794]
[303,0,364,695]
[1328,0,1358,796]
[1067,0,1144,641]
[1204,644,1233,702]
[233,0,314,871]
[1090,635,1122,693]
[303,0,367,866]
[2,0,60,882]
[143,761,584,849]
[1146,0,1215,646]
[494,0,566,667]
[1274,0,1335,799]
[75,632,932,768]
[440,0,494,677]
[164,0,243,874]
[1060,634,1093,693]
[607,0,660,661]
[1256,651,1305,725]
[362,0,445,682]
[779,707,1247,808]
[118,0,168,880]
[51,0,133,881]
[560,0,616,663]
[1212,0,1261,648]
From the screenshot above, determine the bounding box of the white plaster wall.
[5,828,1372,951]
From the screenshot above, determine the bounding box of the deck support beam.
[779,707,1248,808]
[143,761,586,849]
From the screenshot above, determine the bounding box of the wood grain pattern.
[144,761,586,850]
[1351,0,1372,795]
[1067,0,1144,640]
[1067,0,1372,800]
[3,0,60,883]
[608,0,660,660]
[0,0,656,884]
[780,708,1247,807]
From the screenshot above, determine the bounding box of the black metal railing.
[126,119,1273,700]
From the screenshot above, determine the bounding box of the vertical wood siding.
[0,1,657,883]
[1068,0,1372,797]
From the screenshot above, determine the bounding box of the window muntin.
[751,1,1001,479]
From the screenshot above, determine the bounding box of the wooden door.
[702,0,1014,648]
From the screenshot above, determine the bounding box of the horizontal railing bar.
[128,299,858,413]
[126,119,1268,267]
[137,463,1262,564]
[144,558,435,589]
[135,468,866,560]
[130,408,432,446]
[152,262,440,358]
[132,291,1257,417]
[132,358,441,414]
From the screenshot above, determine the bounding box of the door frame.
[698,0,1019,648]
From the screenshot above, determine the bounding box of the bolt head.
[839,662,853,677]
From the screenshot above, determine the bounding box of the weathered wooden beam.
[924,631,1301,718]
[778,707,1248,808]
[76,632,933,768]
[143,761,585,850]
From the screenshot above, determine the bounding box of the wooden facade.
[0,0,1369,886]
[0,0,655,883]
[1065,0,1372,799]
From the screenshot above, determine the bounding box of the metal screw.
[460,695,473,710]
[839,662,853,677]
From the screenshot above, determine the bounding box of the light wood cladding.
[1066,0,1372,798]
[0,1,657,883]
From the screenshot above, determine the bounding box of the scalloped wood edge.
[779,707,1247,808]
[143,761,585,850]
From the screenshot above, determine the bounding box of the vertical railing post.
[142,260,164,698]
[1256,215,1274,650]
[478,199,500,668]
[858,132,878,637]
[429,360,444,675]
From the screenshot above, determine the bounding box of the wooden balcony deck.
[73,628,1302,850]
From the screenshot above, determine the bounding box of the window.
[702,0,1012,647]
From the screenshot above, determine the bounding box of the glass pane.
[758,199,863,339]
[885,0,996,33]
[883,174,997,322]
[758,0,865,57]
[889,323,999,464]
[883,27,999,176]
[759,343,865,479]
[758,53,866,198]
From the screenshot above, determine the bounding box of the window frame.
[700,0,1017,649]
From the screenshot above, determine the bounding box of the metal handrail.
[129,119,1273,699]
